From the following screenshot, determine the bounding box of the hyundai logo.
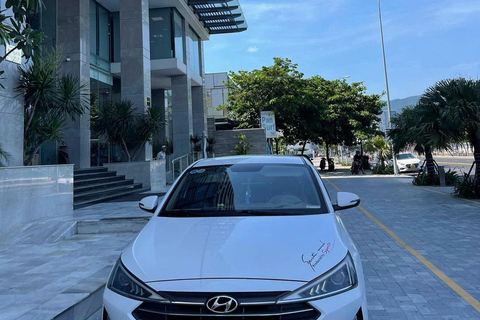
[206,295,238,314]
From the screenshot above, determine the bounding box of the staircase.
[74,167,149,209]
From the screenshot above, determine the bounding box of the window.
[150,8,173,60]
[187,27,200,74]
[163,164,326,216]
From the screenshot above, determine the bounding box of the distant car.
[103,155,368,320]
[396,153,422,172]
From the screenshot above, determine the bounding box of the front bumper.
[103,284,367,320]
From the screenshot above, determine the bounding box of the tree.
[364,136,390,166]
[223,58,383,160]
[0,0,44,88]
[420,78,480,195]
[309,77,383,161]
[16,50,89,165]
[223,58,317,146]
[93,101,164,162]
[0,143,11,167]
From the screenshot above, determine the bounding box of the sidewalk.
[1,168,480,320]
[0,189,168,320]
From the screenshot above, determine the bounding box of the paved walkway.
[1,165,480,320]
[320,168,480,319]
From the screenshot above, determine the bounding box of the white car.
[103,156,367,320]
[396,153,422,172]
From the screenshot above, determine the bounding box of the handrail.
[171,152,203,182]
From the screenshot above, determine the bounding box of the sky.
[204,0,480,100]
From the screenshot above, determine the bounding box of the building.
[0,0,247,168]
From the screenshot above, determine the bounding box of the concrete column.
[192,86,206,135]
[171,75,193,157]
[57,0,91,169]
[119,0,152,161]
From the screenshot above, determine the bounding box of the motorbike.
[328,158,335,171]
[351,159,361,174]
[320,157,326,171]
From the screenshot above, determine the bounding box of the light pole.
[378,0,398,174]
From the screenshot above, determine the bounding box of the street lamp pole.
[378,0,398,174]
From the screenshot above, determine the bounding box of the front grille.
[132,291,320,320]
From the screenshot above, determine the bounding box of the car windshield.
[162,163,327,217]
[397,153,416,160]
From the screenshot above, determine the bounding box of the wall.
[0,165,74,234]
[214,129,267,157]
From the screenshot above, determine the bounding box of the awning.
[188,0,247,34]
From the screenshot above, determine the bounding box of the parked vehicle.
[328,158,335,171]
[396,153,422,173]
[103,156,367,320]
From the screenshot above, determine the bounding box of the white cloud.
[247,46,259,53]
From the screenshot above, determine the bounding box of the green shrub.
[453,173,478,199]
[372,164,394,174]
[413,169,458,186]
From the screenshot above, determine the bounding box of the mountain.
[382,95,421,115]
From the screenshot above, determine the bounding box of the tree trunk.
[301,140,306,154]
[131,141,146,162]
[275,138,279,155]
[24,144,42,166]
[325,142,330,162]
[120,137,131,162]
[425,146,436,178]
[474,141,480,197]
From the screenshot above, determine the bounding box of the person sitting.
[352,150,365,174]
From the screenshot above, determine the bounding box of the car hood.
[122,214,348,283]
[397,158,420,165]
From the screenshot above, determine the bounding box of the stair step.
[74,167,108,175]
[74,171,117,181]
[74,175,126,187]
[74,183,143,201]
[74,179,135,193]
[74,187,151,209]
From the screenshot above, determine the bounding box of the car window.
[397,153,415,160]
[162,163,327,216]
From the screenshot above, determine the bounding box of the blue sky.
[204,0,480,100]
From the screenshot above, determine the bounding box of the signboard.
[5,44,22,64]
[260,111,277,138]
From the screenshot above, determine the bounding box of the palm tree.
[0,144,11,167]
[364,135,390,166]
[93,101,164,162]
[420,78,480,195]
[16,49,88,165]
[390,103,452,179]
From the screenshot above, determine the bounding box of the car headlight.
[278,253,357,303]
[107,259,169,302]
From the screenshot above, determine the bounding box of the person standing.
[156,145,167,160]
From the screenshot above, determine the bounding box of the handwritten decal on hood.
[302,240,335,272]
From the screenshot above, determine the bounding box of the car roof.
[191,155,306,168]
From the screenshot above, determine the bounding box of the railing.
[171,152,203,182]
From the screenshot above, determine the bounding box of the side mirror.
[139,196,159,213]
[333,192,360,211]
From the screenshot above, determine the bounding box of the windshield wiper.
[162,210,205,217]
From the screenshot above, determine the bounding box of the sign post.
[260,111,276,155]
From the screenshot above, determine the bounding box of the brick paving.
[321,169,480,320]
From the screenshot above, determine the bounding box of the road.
[425,156,476,175]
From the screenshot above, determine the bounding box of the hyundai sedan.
[103,155,367,320]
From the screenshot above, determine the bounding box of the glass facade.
[187,26,200,75]
[149,8,185,62]
[90,0,117,63]
[150,8,173,60]
[173,9,184,63]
